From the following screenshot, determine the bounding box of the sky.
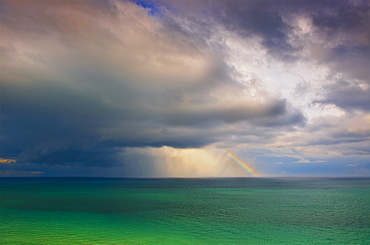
[1,0,370,177]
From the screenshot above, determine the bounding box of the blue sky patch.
[134,0,162,16]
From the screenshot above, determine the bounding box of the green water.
[1,178,369,244]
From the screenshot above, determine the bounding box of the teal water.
[1,178,369,244]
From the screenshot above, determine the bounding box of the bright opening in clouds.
[1,0,369,177]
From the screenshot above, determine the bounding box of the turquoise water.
[1,178,369,244]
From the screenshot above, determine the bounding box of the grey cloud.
[212,0,297,61]
[157,0,299,60]
[325,46,370,83]
[311,1,369,35]
[317,80,370,112]
[1,64,304,167]
[160,99,294,126]
[160,0,369,64]
[308,1,370,83]
[7,0,368,173]
[294,117,370,158]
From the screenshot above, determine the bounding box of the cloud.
[316,80,370,112]
[0,0,304,169]
[0,0,369,176]
[216,1,297,60]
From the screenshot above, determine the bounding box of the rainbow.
[222,150,261,177]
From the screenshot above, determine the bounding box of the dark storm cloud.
[0,0,310,169]
[1,72,302,166]
[0,77,213,165]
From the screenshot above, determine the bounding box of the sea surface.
[0,177,369,244]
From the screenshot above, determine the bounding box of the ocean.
[1,177,369,244]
